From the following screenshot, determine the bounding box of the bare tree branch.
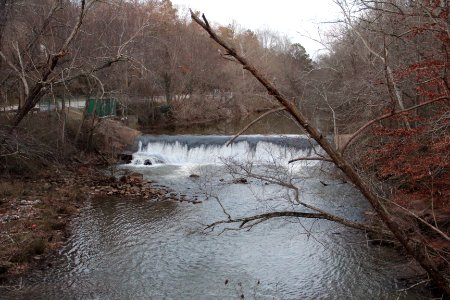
[340,96,450,154]
[0,48,28,98]
[9,0,90,130]
[190,11,450,295]
[390,200,450,243]
[205,208,391,236]
[288,157,333,164]
[226,107,285,146]
[24,0,62,53]
[52,54,127,85]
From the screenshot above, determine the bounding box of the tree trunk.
[190,12,450,297]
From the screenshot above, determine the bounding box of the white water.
[131,135,317,166]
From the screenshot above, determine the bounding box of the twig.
[389,200,450,243]
[211,195,232,221]
[397,279,431,292]
[288,157,333,164]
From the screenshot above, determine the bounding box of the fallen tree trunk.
[191,11,450,296]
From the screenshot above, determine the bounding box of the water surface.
[5,135,427,299]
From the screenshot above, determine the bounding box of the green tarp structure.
[87,98,116,117]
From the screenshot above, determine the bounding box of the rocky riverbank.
[0,156,196,287]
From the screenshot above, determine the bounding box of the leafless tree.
[190,10,449,296]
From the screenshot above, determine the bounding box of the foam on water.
[130,135,317,166]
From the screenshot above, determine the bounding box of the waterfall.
[131,135,317,166]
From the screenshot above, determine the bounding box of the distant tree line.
[0,0,314,128]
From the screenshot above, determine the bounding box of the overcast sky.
[171,0,342,58]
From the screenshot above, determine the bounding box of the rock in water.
[232,177,248,184]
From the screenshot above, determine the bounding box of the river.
[4,128,429,299]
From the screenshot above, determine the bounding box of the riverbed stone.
[232,177,248,184]
[128,172,143,182]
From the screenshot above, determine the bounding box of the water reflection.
[142,113,306,135]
